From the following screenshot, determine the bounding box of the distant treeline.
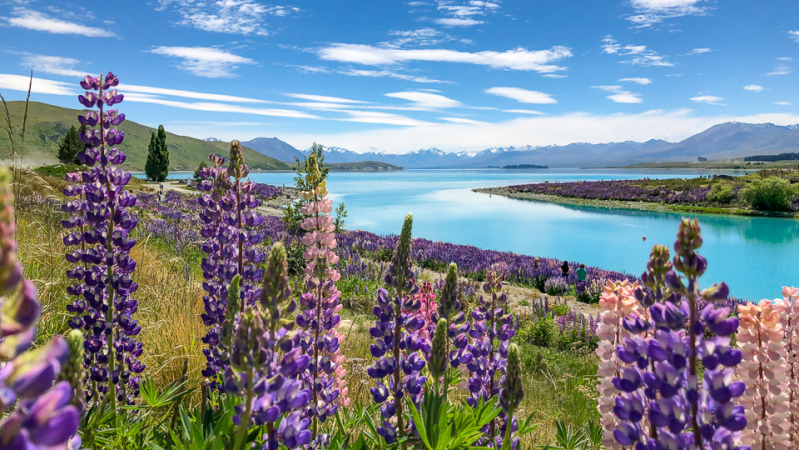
[503,164,548,169]
[744,152,799,162]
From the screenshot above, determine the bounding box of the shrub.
[544,277,569,295]
[741,176,796,210]
[706,182,736,204]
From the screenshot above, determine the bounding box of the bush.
[552,303,569,317]
[706,182,736,204]
[544,277,569,296]
[524,317,556,347]
[741,176,796,211]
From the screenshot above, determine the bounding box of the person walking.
[576,263,587,282]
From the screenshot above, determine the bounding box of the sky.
[1,0,799,154]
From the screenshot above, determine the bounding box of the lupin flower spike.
[295,149,346,441]
[368,214,427,445]
[63,73,144,407]
[0,166,80,448]
[428,318,448,380]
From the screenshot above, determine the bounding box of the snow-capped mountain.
[203,137,222,142]
[247,121,799,168]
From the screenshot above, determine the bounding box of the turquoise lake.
[170,169,799,300]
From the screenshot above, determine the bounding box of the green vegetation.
[327,161,404,171]
[56,125,85,164]
[283,143,330,232]
[0,101,290,171]
[741,176,796,211]
[193,160,208,182]
[144,125,170,182]
[334,201,348,232]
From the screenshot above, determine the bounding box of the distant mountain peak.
[203,137,222,142]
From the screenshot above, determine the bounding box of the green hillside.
[0,101,290,171]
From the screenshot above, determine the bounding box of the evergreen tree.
[283,143,329,232]
[57,125,83,164]
[144,125,170,182]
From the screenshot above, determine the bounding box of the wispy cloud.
[626,0,710,28]
[619,77,652,85]
[317,44,572,73]
[338,110,429,126]
[774,101,792,106]
[286,93,366,104]
[743,84,765,92]
[435,17,483,26]
[149,46,255,78]
[486,87,557,104]
[0,74,74,96]
[593,85,642,103]
[3,7,115,37]
[503,109,544,115]
[790,30,799,42]
[156,0,299,36]
[433,0,499,26]
[125,95,318,119]
[690,95,725,106]
[777,56,794,61]
[337,68,451,84]
[686,47,712,55]
[19,54,86,77]
[383,28,448,48]
[385,91,462,109]
[767,65,791,76]
[440,117,484,123]
[602,36,673,67]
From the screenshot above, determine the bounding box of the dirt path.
[150,180,293,217]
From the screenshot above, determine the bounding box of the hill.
[240,137,305,162]
[0,101,290,171]
[327,161,403,171]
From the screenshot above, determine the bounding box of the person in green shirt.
[576,263,587,282]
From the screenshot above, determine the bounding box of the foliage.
[193,161,207,182]
[334,201,348,233]
[57,124,84,164]
[145,125,170,182]
[740,176,795,210]
[705,182,736,204]
[283,143,330,232]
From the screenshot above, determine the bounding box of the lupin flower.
[737,300,788,449]
[438,263,470,370]
[198,142,265,384]
[596,280,642,449]
[295,152,345,437]
[58,329,86,412]
[0,167,80,449]
[466,267,516,448]
[779,286,799,445]
[428,318,448,380]
[368,214,428,444]
[604,218,749,450]
[62,73,144,407]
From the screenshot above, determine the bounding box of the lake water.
[169,168,799,300]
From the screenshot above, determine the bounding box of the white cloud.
[626,0,709,28]
[777,57,794,61]
[690,95,725,106]
[317,44,572,73]
[4,7,115,37]
[790,31,799,42]
[774,101,792,106]
[121,84,268,103]
[767,65,791,76]
[542,74,567,79]
[686,48,712,55]
[602,36,673,67]
[743,84,765,92]
[157,0,299,36]
[337,68,451,84]
[338,110,429,126]
[124,96,318,119]
[619,77,652,85]
[149,46,255,78]
[503,109,544,115]
[440,117,484,124]
[486,87,557,104]
[0,74,74,96]
[593,85,642,103]
[385,91,462,109]
[286,93,366,104]
[278,110,799,155]
[435,18,484,26]
[19,54,86,77]
[384,28,446,48]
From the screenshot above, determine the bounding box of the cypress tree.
[144,125,170,182]
[57,125,83,164]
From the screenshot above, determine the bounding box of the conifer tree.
[57,125,83,164]
[144,125,170,181]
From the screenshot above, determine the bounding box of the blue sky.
[1,0,798,153]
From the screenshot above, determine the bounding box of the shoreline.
[473,186,799,219]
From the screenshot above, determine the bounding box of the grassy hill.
[0,101,291,171]
[327,161,403,171]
